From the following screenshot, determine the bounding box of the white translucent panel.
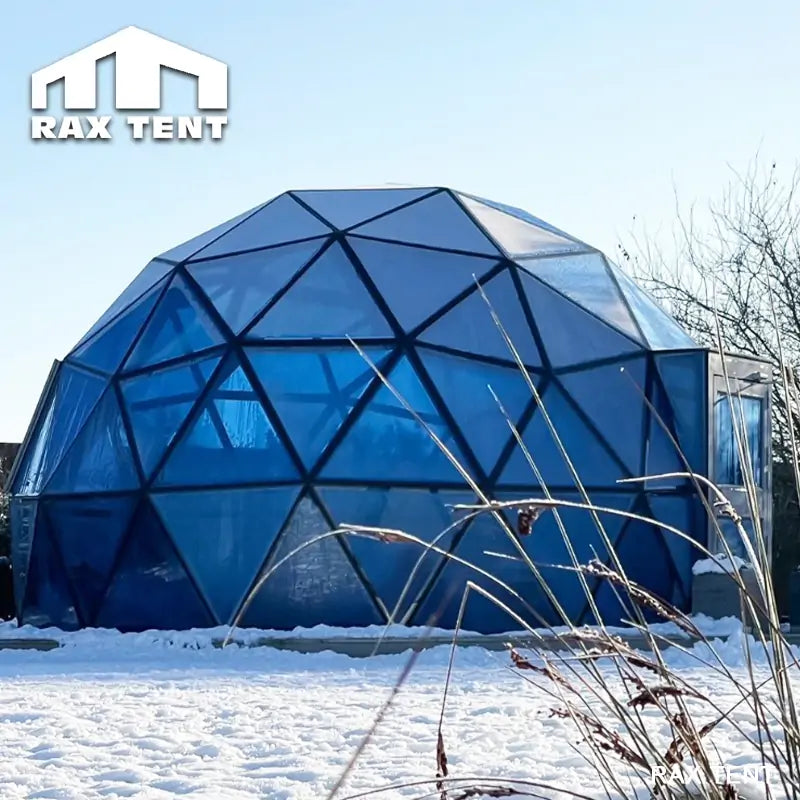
[458,195,587,258]
[518,252,642,342]
[456,192,577,239]
[607,261,699,350]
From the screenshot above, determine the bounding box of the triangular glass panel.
[414,491,634,631]
[318,487,466,621]
[124,274,226,370]
[152,486,300,625]
[593,506,677,624]
[96,499,213,631]
[348,237,500,331]
[517,253,642,342]
[418,350,533,475]
[12,365,106,496]
[655,352,707,472]
[187,239,326,333]
[351,191,499,255]
[240,496,383,629]
[46,495,138,623]
[157,203,266,263]
[419,269,542,367]
[645,371,687,489]
[458,194,586,258]
[520,272,642,368]
[72,259,176,350]
[120,354,221,479]
[156,357,298,488]
[293,188,434,230]
[21,511,79,629]
[456,193,577,238]
[558,358,647,475]
[45,389,140,494]
[647,494,699,606]
[189,194,333,260]
[69,278,167,375]
[247,243,393,339]
[246,346,390,469]
[607,261,698,350]
[497,382,628,487]
[10,499,37,618]
[321,357,471,483]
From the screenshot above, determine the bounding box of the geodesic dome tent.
[8,187,709,634]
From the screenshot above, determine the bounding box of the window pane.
[293,188,432,230]
[349,237,499,331]
[188,239,325,333]
[152,486,300,625]
[248,243,393,340]
[714,393,763,486]
[239,496,383,629]
[351,191,499,255]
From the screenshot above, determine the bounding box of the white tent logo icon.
[30,26,228,141]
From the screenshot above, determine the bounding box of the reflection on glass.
[714,393,763,486]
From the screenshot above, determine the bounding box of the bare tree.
[622,160,800,462]
[623,160,800,600]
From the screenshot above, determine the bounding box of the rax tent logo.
[30,26,228,141]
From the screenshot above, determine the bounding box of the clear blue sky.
[1,1,798,441]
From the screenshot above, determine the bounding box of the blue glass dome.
[9,187,708,633]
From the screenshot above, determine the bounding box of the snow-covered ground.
[0,623,785,799]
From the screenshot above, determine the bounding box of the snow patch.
[692,554,752,575]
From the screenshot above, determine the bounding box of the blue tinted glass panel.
[125,275,225,370]
[319,488,464,620]
[13,365,106,496]
[97,501,212,631]
[158,204,265,263]
[188,239,325,333]
[46,496,137,623]
[589,512,676,625]
[714,393,763,486]
[520,273,641,368]
[153,486,300,625]
[419,350,532,474]
[420,270,542,366]
[321,357,469,482]
[351,192,499,255]
[644,375,686,489]
[458,195,585,258]
[293,188,434,230]
[10,499,37,618]
[498,383,628,487]
[518,253,642,342]
[647,494,697,605]
[22,511,79,629]
[191,194,333,260]
[157,359,298,487]
[248,243,392,339]
[414,492,633,631]
[559,359,647,474]
[247,347,390,468]
[656,352,706,472]
[240,497,383,629]
[69,278,166,375]
[120,355,221,478]
[72,260,175,350]
[607,261,698,349]
[348,237,499,331]
[45,390,139,494]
